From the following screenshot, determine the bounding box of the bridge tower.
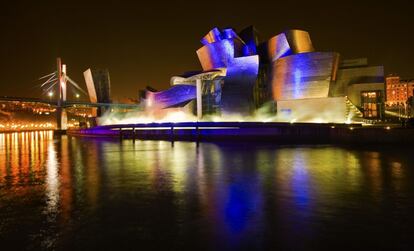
[56,58,68,130]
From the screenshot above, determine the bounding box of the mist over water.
[97,100,359,125]
[1,132,413,250]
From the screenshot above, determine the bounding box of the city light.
[1,4,414,251]
[0,122,54,131]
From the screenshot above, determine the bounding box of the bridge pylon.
[56,57,68,130]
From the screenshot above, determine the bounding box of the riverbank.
[0,129,55,134]
[67,122,414,145]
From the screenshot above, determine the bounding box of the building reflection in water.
[1,133,414,250]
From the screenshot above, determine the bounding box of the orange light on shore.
[0,122,54,131]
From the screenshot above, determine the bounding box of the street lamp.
[75,93,80,99]
[48,91,54,102]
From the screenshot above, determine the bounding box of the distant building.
[386,75,414,107]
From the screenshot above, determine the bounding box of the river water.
[0,131,413,250]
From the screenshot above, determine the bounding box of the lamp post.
[74,93,80,127]
[48,91,54,102]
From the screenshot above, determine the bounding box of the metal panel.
[83,69,98,103]
[239,26,259,56]
[267,30,314,62]
[221,55,259,115]
[267,32,293,62]
[272,52,339,100]
[284,30,314,54]
[222,28,238,40]
[146,84,196,109]
[83,68,111,104]
[93,69,111,103]
[196,27,260,115]
[196,39,235,71]
[201,27,222,45]
[197,27,252,71]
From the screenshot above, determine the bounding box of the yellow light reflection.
[46,141,60,213]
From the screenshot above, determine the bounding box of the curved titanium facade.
[197,27,254,71]
[284,30,314,54]
[267,33,292,62]
[272,52,339,101]
[201,27,222,45]
[239,26,259,56]
[84,68,111,103]
[197,39,236,71]
[221,55,260,115]
[146,84,196,109]
[267,30,314,62]
[138,25,384,121]
[196,27,260,115]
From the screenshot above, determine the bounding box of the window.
[361,91,382,119]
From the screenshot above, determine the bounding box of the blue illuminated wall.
[197,39,237,71]
[142,26,374,121]
[145,26,257,114]
[146,84,196,109]
[196,27,260,115]
[266,32,293,62]
[271,52,340,101]
[221,56,260,115]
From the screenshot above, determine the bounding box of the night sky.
[1,0,413,100]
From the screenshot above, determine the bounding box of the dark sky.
[1,0,413,99]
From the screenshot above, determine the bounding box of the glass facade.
[201,80,223,116]
[361,91,382,118]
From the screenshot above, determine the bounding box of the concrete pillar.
[56,58,67,130]
[56,58,63,130]
[196,79,202,120]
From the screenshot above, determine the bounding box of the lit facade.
[141,26,385,123]
[386,75,414,107]
[271,52,339,100]
[196,27,259,115]
[334,59,385,119]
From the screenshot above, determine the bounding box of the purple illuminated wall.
[271,52,340,101]
[146,84,196,109]
[196,27,260,115]
[221,56,260,115]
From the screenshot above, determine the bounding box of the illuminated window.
[361,91,382,119]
